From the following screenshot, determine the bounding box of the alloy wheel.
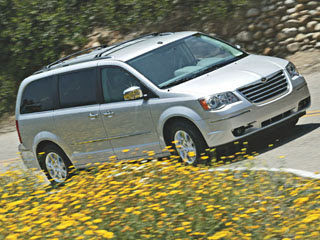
[45,152,68,183]
[174,130,197,164]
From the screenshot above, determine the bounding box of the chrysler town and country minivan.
[16,32,311,183]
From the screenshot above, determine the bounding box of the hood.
[169,54,288,96]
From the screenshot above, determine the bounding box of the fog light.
[232,127,245,137]
[298,97,311,111]
[232,123,254,137]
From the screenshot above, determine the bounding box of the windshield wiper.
[201,56,243,74]
[161,74,199,88]
[161,55,246,89]
[161,62,224,89]
[161,64,221,89]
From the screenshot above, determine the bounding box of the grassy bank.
[0,158,319,239]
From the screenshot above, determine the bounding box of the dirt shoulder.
[0,50,319,135]
[286,50,320,75]
[0,114,15,135]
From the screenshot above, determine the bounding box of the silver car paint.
[16,32,311,170]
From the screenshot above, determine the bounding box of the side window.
[101,67,148,103]
[59,69,97,108]
[20,77,55,114]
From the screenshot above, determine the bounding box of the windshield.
[127,34,246,89]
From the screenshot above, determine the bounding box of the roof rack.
[34,32,164,75]
[95,32,159,58]
[43,45,107,70]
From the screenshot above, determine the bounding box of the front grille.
[238,70,288,104]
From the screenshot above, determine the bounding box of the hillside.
[0,0,319,117]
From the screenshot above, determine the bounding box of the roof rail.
[34,32,162,75]
[95,32,159,58]
[44,45,107,70]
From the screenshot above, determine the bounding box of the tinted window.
[59,69,97,108]
[20,77,55,114]
[101,67,147,103]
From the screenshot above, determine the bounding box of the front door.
[99,66,161,160]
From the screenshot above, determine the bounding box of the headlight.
[286,62,299,78]
[199,92,239,111]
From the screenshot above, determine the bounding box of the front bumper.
[18,144,41,170]
[199,78,311,147]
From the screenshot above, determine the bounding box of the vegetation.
[1,1,318,238]
[0,157,319,239]
[0,0,250,117]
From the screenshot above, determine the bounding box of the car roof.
[34,31,197,74]
[106,31,196,61]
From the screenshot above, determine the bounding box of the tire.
[168,121,209,166]
[39,145,73,184]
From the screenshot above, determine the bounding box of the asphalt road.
[237,71,320,173]
[0,71,319,173]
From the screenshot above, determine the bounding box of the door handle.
[103,111,114,118]
[88,112,99,119]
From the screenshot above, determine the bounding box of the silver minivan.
[16,32,311,183]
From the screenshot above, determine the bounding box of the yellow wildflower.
[301,214,320,223]
[5,234,19,240]
[84,230,94,235]
[96,230,114,239]
[208,230,230,240]
[174,227,184,231]
[93,219,103,223]
[56,221,74,230]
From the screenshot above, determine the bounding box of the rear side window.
[59,69,97,108]
[20,77,55,114]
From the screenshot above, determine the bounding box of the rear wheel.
[168,121,209,166]
[40,145,73,184]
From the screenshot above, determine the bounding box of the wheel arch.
[36,140,65,156]
[33,132,73,166]
[35,140,71,169]
[162,116,205,146]
[158,106,207,146]
[32,131,72,160]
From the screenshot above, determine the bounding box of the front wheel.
[169,121,209,166]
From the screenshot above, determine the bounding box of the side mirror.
[123,86,144,101]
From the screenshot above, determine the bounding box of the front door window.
[101,67,146,103]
